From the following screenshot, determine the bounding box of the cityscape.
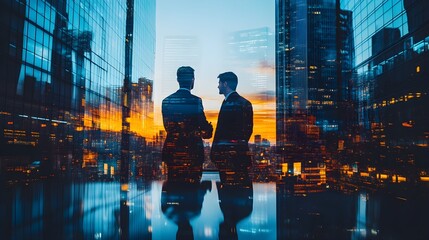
[1,0,429,239]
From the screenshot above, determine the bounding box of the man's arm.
[198,98,213,139]
[242,100,253,142]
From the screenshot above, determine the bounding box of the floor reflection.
[2,172,429,239]
[161,181,211,240]
[152,172,276,240]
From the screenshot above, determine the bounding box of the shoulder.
[185,93,203,105]
[232,93,252,106]
[162,92,177,102]
[189,92,201,100]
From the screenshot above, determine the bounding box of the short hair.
[218,72,238,90]
[177,66,194,88]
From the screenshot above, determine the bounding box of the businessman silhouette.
[210,72,253,183]
[161,180,211,240]
[162,66,213,183]
[217,178,253,240]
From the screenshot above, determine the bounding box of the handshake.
[200,122,213,139]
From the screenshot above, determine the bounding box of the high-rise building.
[0,0,156,179]
[130,0,156,139]
[339,0,429,170]
[129,77,154,138]
[276,0,340,151]
[337,7,356,149]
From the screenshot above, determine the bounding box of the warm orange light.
[104,163,108,175]
[402,121,413,128]
[360,172,369,177]
[121,184,129,191]
[281,163,288,175]
[416,66,420,73]
[378,174,388,180]
[416,143,428,147]
[293,162,302,175]
[82,150,97,168]
[397,176,406,182]
[420,177,429,182]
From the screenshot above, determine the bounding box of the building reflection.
[153,172,275,240]
[2,172,428,239]
[272,0,429,195]
[0,0,157,182]
[334,0,429,189]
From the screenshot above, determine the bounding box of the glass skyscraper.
[276,0,341,153]
[339,0,429,171]
[0,0,156,180]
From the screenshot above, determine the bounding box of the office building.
[276,0,340,153]
[0,0,156,179]
[340,0,429,170]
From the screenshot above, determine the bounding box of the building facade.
[0,0,156,180]
[276,0,341,153]
[340,0,429,173]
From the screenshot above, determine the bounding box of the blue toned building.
[0,0,156,180]
[340,0,429,174]
[276,0,342,153]
[275,0,340,146]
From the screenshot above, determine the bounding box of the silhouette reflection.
[217,168,254,240]
[161,180,211,240]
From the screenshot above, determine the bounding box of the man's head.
[217,72,238,95]
[177,66,195,89]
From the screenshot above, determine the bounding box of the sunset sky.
[154,0,276,143]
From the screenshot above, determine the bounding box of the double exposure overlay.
[1,0,429,239]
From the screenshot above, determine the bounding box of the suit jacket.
[162,89,212,167]
[211,92,253,169]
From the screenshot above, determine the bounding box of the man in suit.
[211,72,253,183]
[162,66,213,182]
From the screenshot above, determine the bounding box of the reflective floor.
[1,172,429,240]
